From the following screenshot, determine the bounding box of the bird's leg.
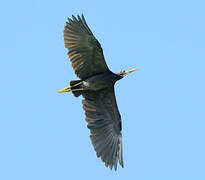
[58,87,86,93]
[70,81,84,88]
[65,81,84,90]
[70,88,86,92]
[58,81,84,93]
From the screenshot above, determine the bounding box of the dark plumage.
[59,14,138,170]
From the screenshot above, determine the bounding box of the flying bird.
[59,14,138,170]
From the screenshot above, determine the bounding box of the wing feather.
[81,87,123,170]
[64,14,109,79]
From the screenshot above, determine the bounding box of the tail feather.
[70,80,82,97]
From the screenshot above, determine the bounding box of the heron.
[58,14,138,170]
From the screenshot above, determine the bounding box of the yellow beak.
[124,68,139,75]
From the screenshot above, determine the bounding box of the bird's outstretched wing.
[64,14,109,80]
[81,86,123,170]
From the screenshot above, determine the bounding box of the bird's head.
[117,68,139,77]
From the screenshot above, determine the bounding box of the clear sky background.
[0,0,205,179]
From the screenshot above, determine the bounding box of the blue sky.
[0,0,205,179]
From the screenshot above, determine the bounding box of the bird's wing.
[81,86,123,170]
[64,14,109,80]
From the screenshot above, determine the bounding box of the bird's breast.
[83,73,118,91]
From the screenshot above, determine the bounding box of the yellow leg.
[70,88,86,92]
[67,81,84,89]
[58,81,84,93]
[58,87,86,93]
[73,81,84,87]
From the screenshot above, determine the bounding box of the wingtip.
[72,14,78,22]
[119,136,124,168]
[120,161,124,168]
[67,14,85,22]
[67,17,73,23]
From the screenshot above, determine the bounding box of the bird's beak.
[124,68,139,75]
[58,86,71,93]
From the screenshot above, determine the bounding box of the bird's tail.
[70,80,83,97]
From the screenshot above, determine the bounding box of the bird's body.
[72,72,122,93]
[59,14,138,170]
[84,72,122,90]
